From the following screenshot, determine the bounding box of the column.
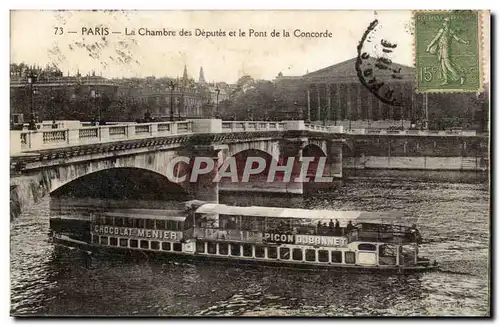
[306,87,311,122]
[336,83,341,121]
[316,84,321,122]
[368,91,373,123]
[327,84,332,121]
[378,95,383,121]
[346,83,352,124]
[356,83,362,120]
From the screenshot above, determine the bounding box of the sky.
[10,10,489,84]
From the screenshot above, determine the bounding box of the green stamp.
[415,11,481,92]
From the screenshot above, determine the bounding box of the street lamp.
[168,80,176,121]
[27,71,38,130]
[50,89,57,129]
[90,89,101,125]
[269,99,275,121]
[215,85,220,119]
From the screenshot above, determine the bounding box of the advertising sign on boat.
[263,233,347,247]
[92,224,183,241]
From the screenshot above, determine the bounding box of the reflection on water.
[10,178,490,316]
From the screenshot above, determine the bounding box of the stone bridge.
[10,119,346,218]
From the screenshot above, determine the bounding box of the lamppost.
[90,89,101,125]
[27,71,38,130]
[215,85,220,119]
[269,98,275,121]
[177,98,181,120]
[168,80,176,121]
[50,88,57,129]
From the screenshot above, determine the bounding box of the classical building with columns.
[275,58,424,127]
[274,57,487,130]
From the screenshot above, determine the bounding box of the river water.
[10,177,490,316]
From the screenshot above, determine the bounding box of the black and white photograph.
[9,9,491,317]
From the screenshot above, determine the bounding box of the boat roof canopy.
[194,204,410,226]
[97,209,187,222]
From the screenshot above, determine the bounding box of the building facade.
[274,57,486,130]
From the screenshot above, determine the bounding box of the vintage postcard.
[9,10,490,317]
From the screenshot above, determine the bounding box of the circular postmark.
[355,19,411,108]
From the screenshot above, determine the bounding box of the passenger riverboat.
[51,201,438,273]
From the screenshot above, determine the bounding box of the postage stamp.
[414,11,482,93]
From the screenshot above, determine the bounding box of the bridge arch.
[50,167,191,200]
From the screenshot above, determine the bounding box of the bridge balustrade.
[10,119,478,155]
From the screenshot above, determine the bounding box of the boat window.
[156,220,165,230]
[379,244,397,265]
[145,219,154,229]
[137,219,145,229]
[140,240,149,249]
[195,241,204,253]
[119,238,128,247]
[167,220,177,230]
[243,244,253,257]
[115,217,123,227]
[305,249,316,262]
[151,241,160,250]
[207,242,217,254]
[279,247,290,260]
[358,243,377,251]
[345,251,356,264]
[163,242,172,251]
[92,235,99,244]
[267,247,278,259]
[173,243,182,252]
[331,251,342,263]
[230,243,241,256]
[100,236,108,245]
[124,218,133,228]
[292,248,303,261]
[219,243,229,255]
[318,250,329,262]
[401,244,417,266]
[255,246,265,258]
[110,237,118,246]
[130,239,138,248]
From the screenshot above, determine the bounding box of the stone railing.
[306,124,343,133]
[221,121,285,132]
[10,119,478,155]
[12,120,194,153]
[344,128,477,136]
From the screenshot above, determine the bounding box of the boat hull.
[53,235,439,274]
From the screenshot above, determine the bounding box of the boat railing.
[191,227,263,242]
